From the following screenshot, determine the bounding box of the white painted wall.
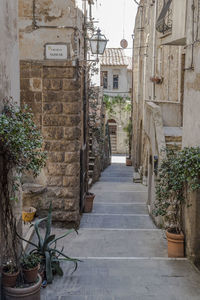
[101,65,131,97]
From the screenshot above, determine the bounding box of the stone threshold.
[90,213,149,216]
[72,257,188,261]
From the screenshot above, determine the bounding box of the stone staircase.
[88,130,95,188]
[164,127,182,151]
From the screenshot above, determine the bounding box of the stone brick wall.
[21,60,82,227]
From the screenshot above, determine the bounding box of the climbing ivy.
[153,147,200,233]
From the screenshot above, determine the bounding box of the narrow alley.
[41,157,200,300]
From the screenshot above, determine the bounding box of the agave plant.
[17,202,81,283]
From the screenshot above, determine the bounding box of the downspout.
[152,0,157,100]
[136,4,143,168]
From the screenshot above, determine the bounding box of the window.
[113,75,119,89]
[101,71,108,89]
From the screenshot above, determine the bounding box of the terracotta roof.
[101,48,129,66]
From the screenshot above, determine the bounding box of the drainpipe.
[152,0,157,100]
[143,34,149,132]
[136,4,143,168]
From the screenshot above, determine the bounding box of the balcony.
[156,0,186,46]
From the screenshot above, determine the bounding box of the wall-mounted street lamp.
[89,28,108,60]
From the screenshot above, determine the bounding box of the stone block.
[20,63,30,78]
[47,163,67,176]
[26,101,42,114]
[47,176,63,187]
[62,79,81,91]
[30,65,42,78]
[43,115,68,126]
[34,92,42,102]
[43,91,80,103]
[43,79,62,91]
[43,67,75,79]
[47,152,65,163]
[64,127,81,140]
[64,152,80,163]
[66,115,81,126]
[47,187,79,199]
[63,176,80,187]
[62,103,81,114]
[20,78,30,90]
[44,141,79,152]
[65,163,80,176]
[30,78,42,91]
[51,210,80,223]
[43,127,64,140]
[43,103,63,114]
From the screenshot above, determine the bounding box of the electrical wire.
[133,0,140,5]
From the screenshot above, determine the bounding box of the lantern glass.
[89,29,108,55]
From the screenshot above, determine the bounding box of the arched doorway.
[108,119,117,153]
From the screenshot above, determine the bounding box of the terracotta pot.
[2,270,19,287]
[3,274,42,300]
[84,193,95,213]
[166,229,185,258]
[126,158,132,166]
[23,265,39,283]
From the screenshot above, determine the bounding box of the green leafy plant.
[21,253,41,270]
[103,95,131,117]
[153,147,200,233]
[18,202,81,283]
[123,119,132,158]
[2,261,18,274]
[0,98,47,265]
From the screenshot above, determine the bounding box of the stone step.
[80,214,156,229]
[165,136,182,143]
[166,142,182,150]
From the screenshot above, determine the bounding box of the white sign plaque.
[45,44,68,60]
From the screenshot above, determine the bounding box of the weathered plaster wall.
[0,0,20,107]
[0,0,21,286]
[102,65,131,97]
[19,0,84,61]
[183,0,200,148]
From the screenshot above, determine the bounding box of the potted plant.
[153,147,200,257]
[0,99,47,299]
[84,192,95,213]
[17,202,81,284]
[21,253,41,283]
[2,261,19,287]
[3,275,42,300]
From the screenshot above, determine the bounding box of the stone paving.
[41,156,200,300]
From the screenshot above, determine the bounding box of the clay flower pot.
[84,193,95,213]
[2,270,19,287]
[166,229,185,258]
[126,158,132,166]
[23,265,39,283]
[3,274,42,300]
[22,207,36,223]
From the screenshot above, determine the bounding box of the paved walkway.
[41,157,200,300]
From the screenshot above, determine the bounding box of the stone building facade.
[19,0,94,226]
[101,48,132,154]
[132,0,200,262]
